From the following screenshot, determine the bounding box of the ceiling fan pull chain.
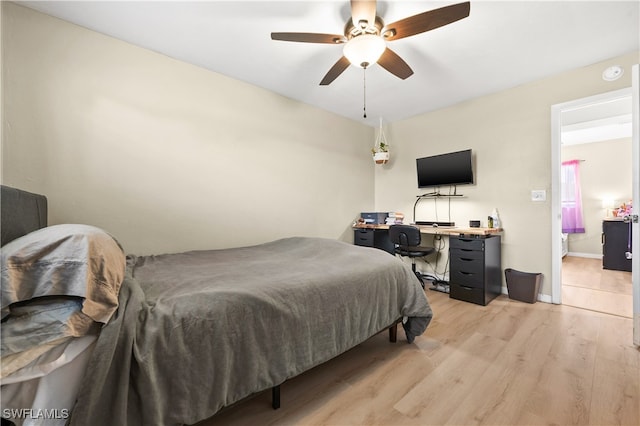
[363,67,367,118]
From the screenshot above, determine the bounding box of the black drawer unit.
[602,219,632,272]
[353,228,394,255]
[449,235,501,306]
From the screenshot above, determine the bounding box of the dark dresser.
[449,235,502,305]
[602,219,632,272]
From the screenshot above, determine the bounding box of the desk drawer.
[449,283,486,305]
[450,250,484,283]
[450,248,484,270]
[354,229,374,247]
[449,237,485,251]
[449,269,484,288]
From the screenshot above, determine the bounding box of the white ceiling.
[19,0,640,127]
[561,95,633,145]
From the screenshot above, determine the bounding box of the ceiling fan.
[271,0,470,85]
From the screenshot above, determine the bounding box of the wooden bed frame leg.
[272,385,281,410]
[388,321,398,343]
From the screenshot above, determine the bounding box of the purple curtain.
[561,159,585,233]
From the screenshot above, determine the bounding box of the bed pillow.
[1,224,126,323]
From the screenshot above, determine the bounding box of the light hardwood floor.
[199,291,640,426]
[562,255,633,318]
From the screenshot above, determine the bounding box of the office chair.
[388,225,435,288]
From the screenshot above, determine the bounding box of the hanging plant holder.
[373,151,390,164]
[372,118,389,164]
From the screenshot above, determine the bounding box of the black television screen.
[416,149,473,188]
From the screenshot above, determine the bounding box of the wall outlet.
[531,190,546,201]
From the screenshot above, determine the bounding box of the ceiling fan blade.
[271,32,347,44]
[350,0,377,28]
[377,48,414,80]
[381,1,470,41]
[320,56,351,86]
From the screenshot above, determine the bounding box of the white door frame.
[550,87,633,303]
[632,64,639,346]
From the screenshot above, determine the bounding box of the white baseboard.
[537,293,553,303]
[566,252,602,259]
[501,287,553,304]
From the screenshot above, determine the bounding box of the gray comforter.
[69,237,433,426]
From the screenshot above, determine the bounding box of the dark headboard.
[1,185,48,246]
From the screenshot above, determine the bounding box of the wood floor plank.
[563,256,632,295]
[443,348,538,425]
[451,306,561,425]
[393,332,507,423]
[562,255,633,318]
[595,313,639,368]
[589,349,640,425]
[301,346,435,425]
[562,285,633,318]
[525,331,596,424]
[414,293,504,366]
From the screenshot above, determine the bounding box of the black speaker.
[469,220,481,228]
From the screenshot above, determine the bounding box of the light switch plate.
[531,190,546,201]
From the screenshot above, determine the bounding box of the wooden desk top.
[353,224,502,236]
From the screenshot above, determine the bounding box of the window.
[561,159,585,233]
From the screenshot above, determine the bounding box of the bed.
[0,186,433,426]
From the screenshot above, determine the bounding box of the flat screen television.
[416,149,473,189]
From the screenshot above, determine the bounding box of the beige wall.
[375,51,639,298]
[1,3,374,255]
[562,138,633,255]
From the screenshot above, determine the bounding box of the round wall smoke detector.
[602,65,624,81]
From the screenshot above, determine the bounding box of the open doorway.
[552,89,633,318]
[560,95,633,317]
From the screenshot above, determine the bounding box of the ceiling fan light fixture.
[343,34,386,68]
[272,1,471,85]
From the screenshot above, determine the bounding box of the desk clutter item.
[386,212,404,225]
[489,208,501,228]
[428,279,450,294]
[415,220,455,227]
[360,212,388,225]
[469,220,480,228]
[360,212,404,225]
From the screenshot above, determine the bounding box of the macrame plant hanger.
[373,118,389,164]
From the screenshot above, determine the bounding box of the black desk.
[353,227,394,254]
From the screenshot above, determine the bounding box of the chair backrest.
[388,225,421,247]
